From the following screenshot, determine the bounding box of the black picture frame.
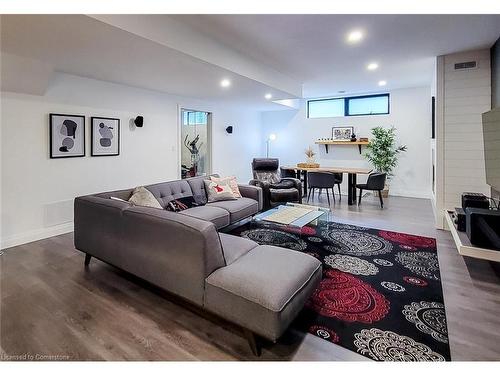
[332,126,354,141]
[91,117,120,157]
[49,113,86,159]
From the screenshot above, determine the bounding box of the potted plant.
[363,126,407,197]
[305,146,316,164]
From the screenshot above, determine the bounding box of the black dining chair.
[356,172,387,208]
[307,172,337,206]
[333,173,343,201]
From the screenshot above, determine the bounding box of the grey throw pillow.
[128,186,163,209]
[204,180,237,203]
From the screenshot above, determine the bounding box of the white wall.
[1,73,262,248]
[261,87,432,198]
[434,49,491,228]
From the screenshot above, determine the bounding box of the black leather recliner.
[249,158,302,210]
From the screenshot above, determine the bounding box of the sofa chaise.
[74,175,322,355]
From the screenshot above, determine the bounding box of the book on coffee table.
[261,206,313,225]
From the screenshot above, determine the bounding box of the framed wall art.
[49,113,85,158]
[91,117,120,156]
[332,126,354,141]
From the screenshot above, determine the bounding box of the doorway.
[180,109,212,179]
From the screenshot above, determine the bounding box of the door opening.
[180,109,211,179]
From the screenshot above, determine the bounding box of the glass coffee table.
[252,202,331,229]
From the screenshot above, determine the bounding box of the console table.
[281,166,373,205]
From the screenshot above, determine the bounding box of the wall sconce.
[134,116,144,127]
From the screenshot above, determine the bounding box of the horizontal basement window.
[307,93,390,118]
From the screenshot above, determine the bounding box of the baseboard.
[336,189,432,199]
[387,189,432,199]
[1,222,74,250]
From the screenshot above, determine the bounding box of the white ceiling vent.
[454,61,477,70]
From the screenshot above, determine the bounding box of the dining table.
[281,165,373,206]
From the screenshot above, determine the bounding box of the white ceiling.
[174,14,500,97]
[0,15,294,111]
[2,14,500,106]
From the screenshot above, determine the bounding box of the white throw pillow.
[204,180,237,202]
[128,186,163,209]
[210,176,242,198]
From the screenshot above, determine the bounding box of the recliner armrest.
[239,184,263,211]
[281,177,302,192]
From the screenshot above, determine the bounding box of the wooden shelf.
[444,210,500,262]
[315,140,370,154]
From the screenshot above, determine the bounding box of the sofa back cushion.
[95,188,133,201]
[186,176,210,205]
[145,180,194,208]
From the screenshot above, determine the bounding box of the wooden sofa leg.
[243,329,262,356]
[84,254,92,267]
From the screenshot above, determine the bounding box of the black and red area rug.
[229,220,451,361]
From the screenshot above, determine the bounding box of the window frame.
[306,97,345,119]
[307,93,390,118]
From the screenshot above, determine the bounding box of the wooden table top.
[282,165,373,174]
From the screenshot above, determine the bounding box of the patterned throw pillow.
[128,186,163,209]
[203,180,237,202]
[165,196,198,212]
[210,176,242,198]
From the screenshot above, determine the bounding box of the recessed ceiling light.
[220,79,231,88]
[367,62,379,71]
[346,30,363,44]
[378,80,387,86]
[264,93,273,100]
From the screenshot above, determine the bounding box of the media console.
[444,210,500,263]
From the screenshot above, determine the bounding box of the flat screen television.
[482,107,500,192]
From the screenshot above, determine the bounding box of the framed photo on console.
[332,126,354,141]
[49,113,86,158]
[91,117,120,156]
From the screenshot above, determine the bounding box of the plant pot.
[380,188,389,198]
[307,156,316,164]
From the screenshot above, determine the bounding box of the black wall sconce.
[134,116,144,128]
[225,126,233,134]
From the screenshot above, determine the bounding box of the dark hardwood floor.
[1,193,500,360]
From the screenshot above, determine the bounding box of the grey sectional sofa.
[74,175,322,355]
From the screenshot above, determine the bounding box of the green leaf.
[363,126,406,174]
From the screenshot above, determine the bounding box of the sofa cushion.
[145,180,193,208]
[204,245,322,341]
[128,186,163,209]
[206,197,258,223]
[218,233,258,265]
[186,176,209,205]
[179,206,230,229]
[269,188,300,203]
